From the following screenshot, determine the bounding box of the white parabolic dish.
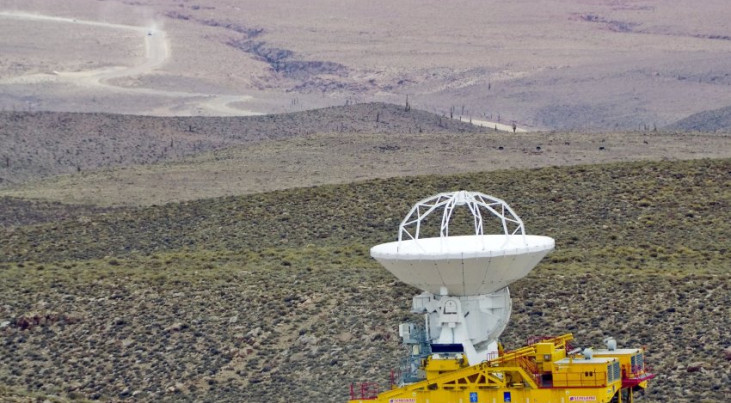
[371,234,555,296]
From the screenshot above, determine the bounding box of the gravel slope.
[1,158,729,402]
[0,103,484,186]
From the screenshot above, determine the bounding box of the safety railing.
[349,382,380,400]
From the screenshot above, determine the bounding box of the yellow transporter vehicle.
[348,191,654,403]
[349,334,654,403]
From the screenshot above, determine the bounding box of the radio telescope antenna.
[371,190,554,366]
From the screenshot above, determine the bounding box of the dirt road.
[467,117,528,133]
[0,11,258,116]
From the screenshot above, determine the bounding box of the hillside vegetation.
[0,103,483,186]
[1,158,729,402]
[2,103,730,207]
[667,104,731,132]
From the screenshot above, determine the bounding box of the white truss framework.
[398,190,525,246]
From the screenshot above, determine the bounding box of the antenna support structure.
[371,190,554,366]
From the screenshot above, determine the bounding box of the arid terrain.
[1,0,731,130]
[0,103,729,402]
[1,1,730,402]
[2,104,731,206]
[1,156,730,402]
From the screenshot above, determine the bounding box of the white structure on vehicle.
[371,190,554,366]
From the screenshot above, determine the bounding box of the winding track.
[0,11,259,116]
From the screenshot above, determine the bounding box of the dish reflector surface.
[371,234,554,295]
[371,190,555,296]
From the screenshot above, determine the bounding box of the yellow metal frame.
[349,334,653,403]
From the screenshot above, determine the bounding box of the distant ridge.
[0,103,485,186]
[666,105,731,132]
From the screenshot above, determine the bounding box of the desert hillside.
[0,101,729,402]
[2,103,730,207]
[666,105,731,132]
[1,158,729,402]
[1,1,730,402]
[0,103,483,186]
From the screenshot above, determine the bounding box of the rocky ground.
[0,103,483,187]
[1,158,729,402]
[2,104,730,208]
